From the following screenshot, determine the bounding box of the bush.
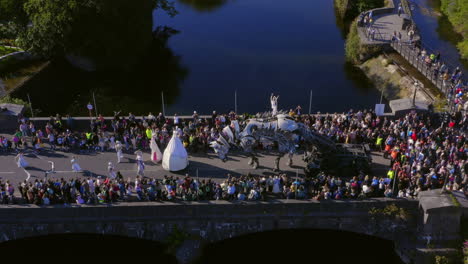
[440,0,468,59]
[0,95,28,106]
[345,20,362,64]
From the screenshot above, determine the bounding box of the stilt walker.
[135,150,145,176]
[71,156,82,172]
[115,141,124,163]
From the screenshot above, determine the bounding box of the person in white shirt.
[71,156,82,172]
[108,162,116,179]
[174,114,180,125]
[115,141,124,163]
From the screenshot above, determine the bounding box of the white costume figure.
[162,131,189,171]
[270,93,279,116]
[15,153,28,168]
[273,176,281,193]
[135,150,145,176]
[108,162,116,179]
[150,137,162,163]
[109,136,116,150]
[71,156,82,172]
[115,141,124,163]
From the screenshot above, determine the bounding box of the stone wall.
[0,199,418,243]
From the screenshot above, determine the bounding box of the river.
[11,0,466,117]
[0,230,405,264]
[14,0,379,116]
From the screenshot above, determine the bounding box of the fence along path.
[357,0,466,112]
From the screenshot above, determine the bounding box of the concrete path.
[357,0,419,45]
[0,147,389,187]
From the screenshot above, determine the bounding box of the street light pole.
[412,81,418,108]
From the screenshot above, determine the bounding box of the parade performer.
[135,150,145,176]
[115,140,124,163]
[150,137,162,163]
[270,93,279,116]
[71,156,82,172]
[108,161,116,179]
[162,131,188,171]
[15,152,28,168]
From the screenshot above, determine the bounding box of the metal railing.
[390,41,466,112]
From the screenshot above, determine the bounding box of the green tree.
[0,0,28,24]
[17,0,178,68]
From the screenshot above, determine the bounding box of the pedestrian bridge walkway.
[356,0,466,113]
[357,0,419,45]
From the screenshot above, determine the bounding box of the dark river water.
[13,0,466,116]
[152,0,382,115]
[0,230,404,264]
[15,0,380,116]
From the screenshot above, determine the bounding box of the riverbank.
[359,55,437,106]
[440,0,468,59]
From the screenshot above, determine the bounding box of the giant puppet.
[210,95,371,176]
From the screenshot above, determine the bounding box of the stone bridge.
[0,190,464,263]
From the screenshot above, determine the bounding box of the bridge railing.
[390,41,465,112]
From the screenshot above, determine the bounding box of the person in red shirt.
[411,129,417,141]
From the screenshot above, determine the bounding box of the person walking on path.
[71,156,82,172]
[135,150,145,176]
[398,3,403,17]
[115,140,124,163]
[15,152,28,168]
[108,161,116,179]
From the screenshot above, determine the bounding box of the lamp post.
[412,81,419,108]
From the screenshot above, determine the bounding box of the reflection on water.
[0,234,178,262]
[194,229,405,264]
[178,0,229,12]
[155,0,382,115]
[13,27,188,116]
[413,0,468,70]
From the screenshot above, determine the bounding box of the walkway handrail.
[390,41,466,112]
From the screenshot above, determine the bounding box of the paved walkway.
[357,0,419,45]
[0,147,389,188]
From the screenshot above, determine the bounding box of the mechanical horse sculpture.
[209,96,371,177]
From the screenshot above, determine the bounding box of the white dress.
[150,137,162,163]
[135,151,145,176]
[108,165,116,178]
[16,154,28,168]
[115,143,124,163]
[273,177,281,193]
[71,159,82,172]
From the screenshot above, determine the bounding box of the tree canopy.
[1,0,178,69]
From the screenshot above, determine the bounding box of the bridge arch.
[194,228,405,264]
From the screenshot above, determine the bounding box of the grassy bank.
[345,20,362,63]
[0,56,48,94]
[345,20,383,63]
[440,0,468,59]
[0,45,20,56]
[360,55,439,109]
[334,0,385,20]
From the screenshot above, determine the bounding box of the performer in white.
[150,137,162,163]
[134,150,145,176]
[115,140,124,163]
[15,152,28,168]
[162,131,189,171]
[270,93,279,116]
[71,156,82,172]
[108,161,116,179]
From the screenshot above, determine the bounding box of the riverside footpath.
[356,0,467,113]
[0,108,466,264]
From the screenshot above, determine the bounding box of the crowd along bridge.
[356,0,466,113]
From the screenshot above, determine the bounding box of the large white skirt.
[72,163,82,172]
[17,157,28,168]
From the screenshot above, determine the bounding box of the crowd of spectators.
[0,105,467,205]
